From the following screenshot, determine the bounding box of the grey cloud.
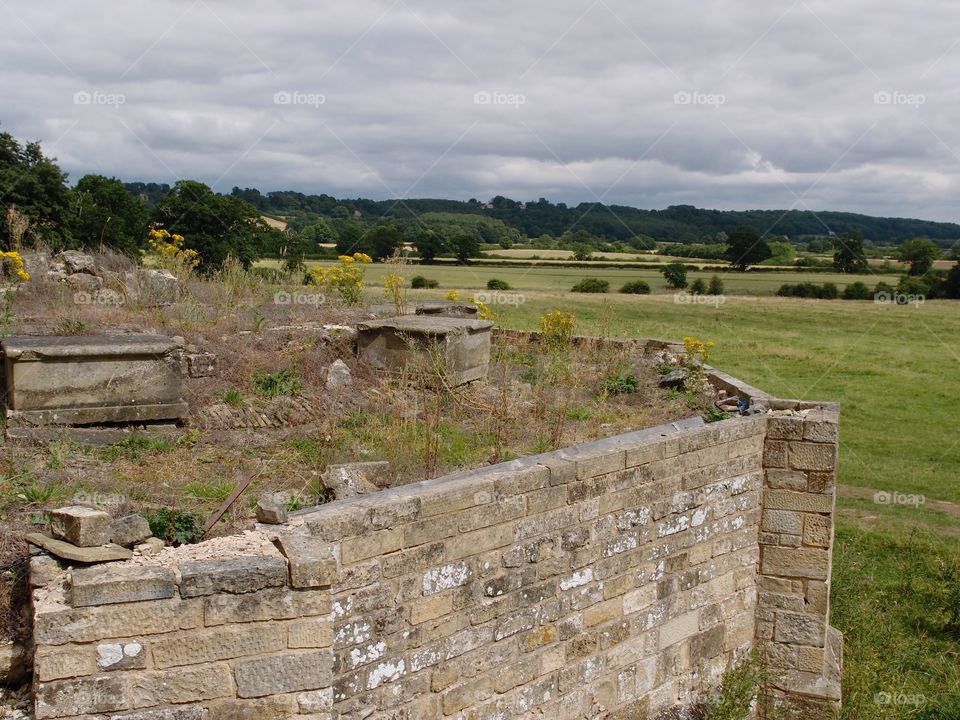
[2,0,960,220]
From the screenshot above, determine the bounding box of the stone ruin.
[3,326,843,720]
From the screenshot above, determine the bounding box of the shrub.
[619,280,651,294]
[411,275,439,289]
[777,282,840,299]
[309,252,372,304]
[707,275,725,295]
[538,310,575,350]
[144,508,204,546]
[571,277,609,293]
[661,261,688,289]
[486,278,511,290]
[690,278,707,295]
[874,281,895,296]
[602,374,639,395]
[253,368,302,398]
[842,281,872,300]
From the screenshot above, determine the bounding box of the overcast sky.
[3,0,959,221]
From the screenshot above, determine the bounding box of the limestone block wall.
[29,390,842,719]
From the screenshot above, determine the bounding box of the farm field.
[391,283,959,719]
[265,259,902,296]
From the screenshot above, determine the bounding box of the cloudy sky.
[3,0,959,220]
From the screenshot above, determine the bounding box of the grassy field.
[266,259,901,296]
[390,286,958,719]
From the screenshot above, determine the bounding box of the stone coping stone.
[26,533,133,563]
[357,315,493,336]
[70,565,176,607]
[1,334,181,359]
[179,556,289,597]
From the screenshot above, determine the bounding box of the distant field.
[271,259,900,296]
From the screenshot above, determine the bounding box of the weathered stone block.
[761,547,829,580]
[96,641,146,671]
[34,643,96,681]
[775,611,826,647]
[788,442,836,472]
[70,565,175,607]
[356,315,493,387]
[50,506,112,547]
[340,527,402,565]
[803,515,832,548]
[767,415,804,440]
[34,597,202,646]
[179,556,288,597]
[765,490,833,513]
[29,554,63,589]
[322,460,392,499]
[34,665,231,719]
[234,650,333,698]
[274,534,337,588]
[152,622,285,668]
[109,514,152,548]
[658,611,699,649]
[203,588,330,625]
[761,509,803,535]
[289,618,333,648]
[0,334,187,426]
[410,593,453,624]
[256,496,288,524]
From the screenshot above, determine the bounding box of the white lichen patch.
[349,639,386,669]
[559,568,593,591]
[423,561,470,595]
[366,658,406,689]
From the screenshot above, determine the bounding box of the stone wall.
[28,371,842,719]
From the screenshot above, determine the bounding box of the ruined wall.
[29,396,842,719]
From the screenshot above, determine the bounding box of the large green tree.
[0,129,73,249]
[70,175,148,255]
[833,230,869,273]
[413,227,445,263]
[366,223,403,261]
[449,231,480,263]
[334,220,365,256]
[725,226,771,271]
[898,237,940,276]
[301,218,338,249]
[152,180,277,271]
